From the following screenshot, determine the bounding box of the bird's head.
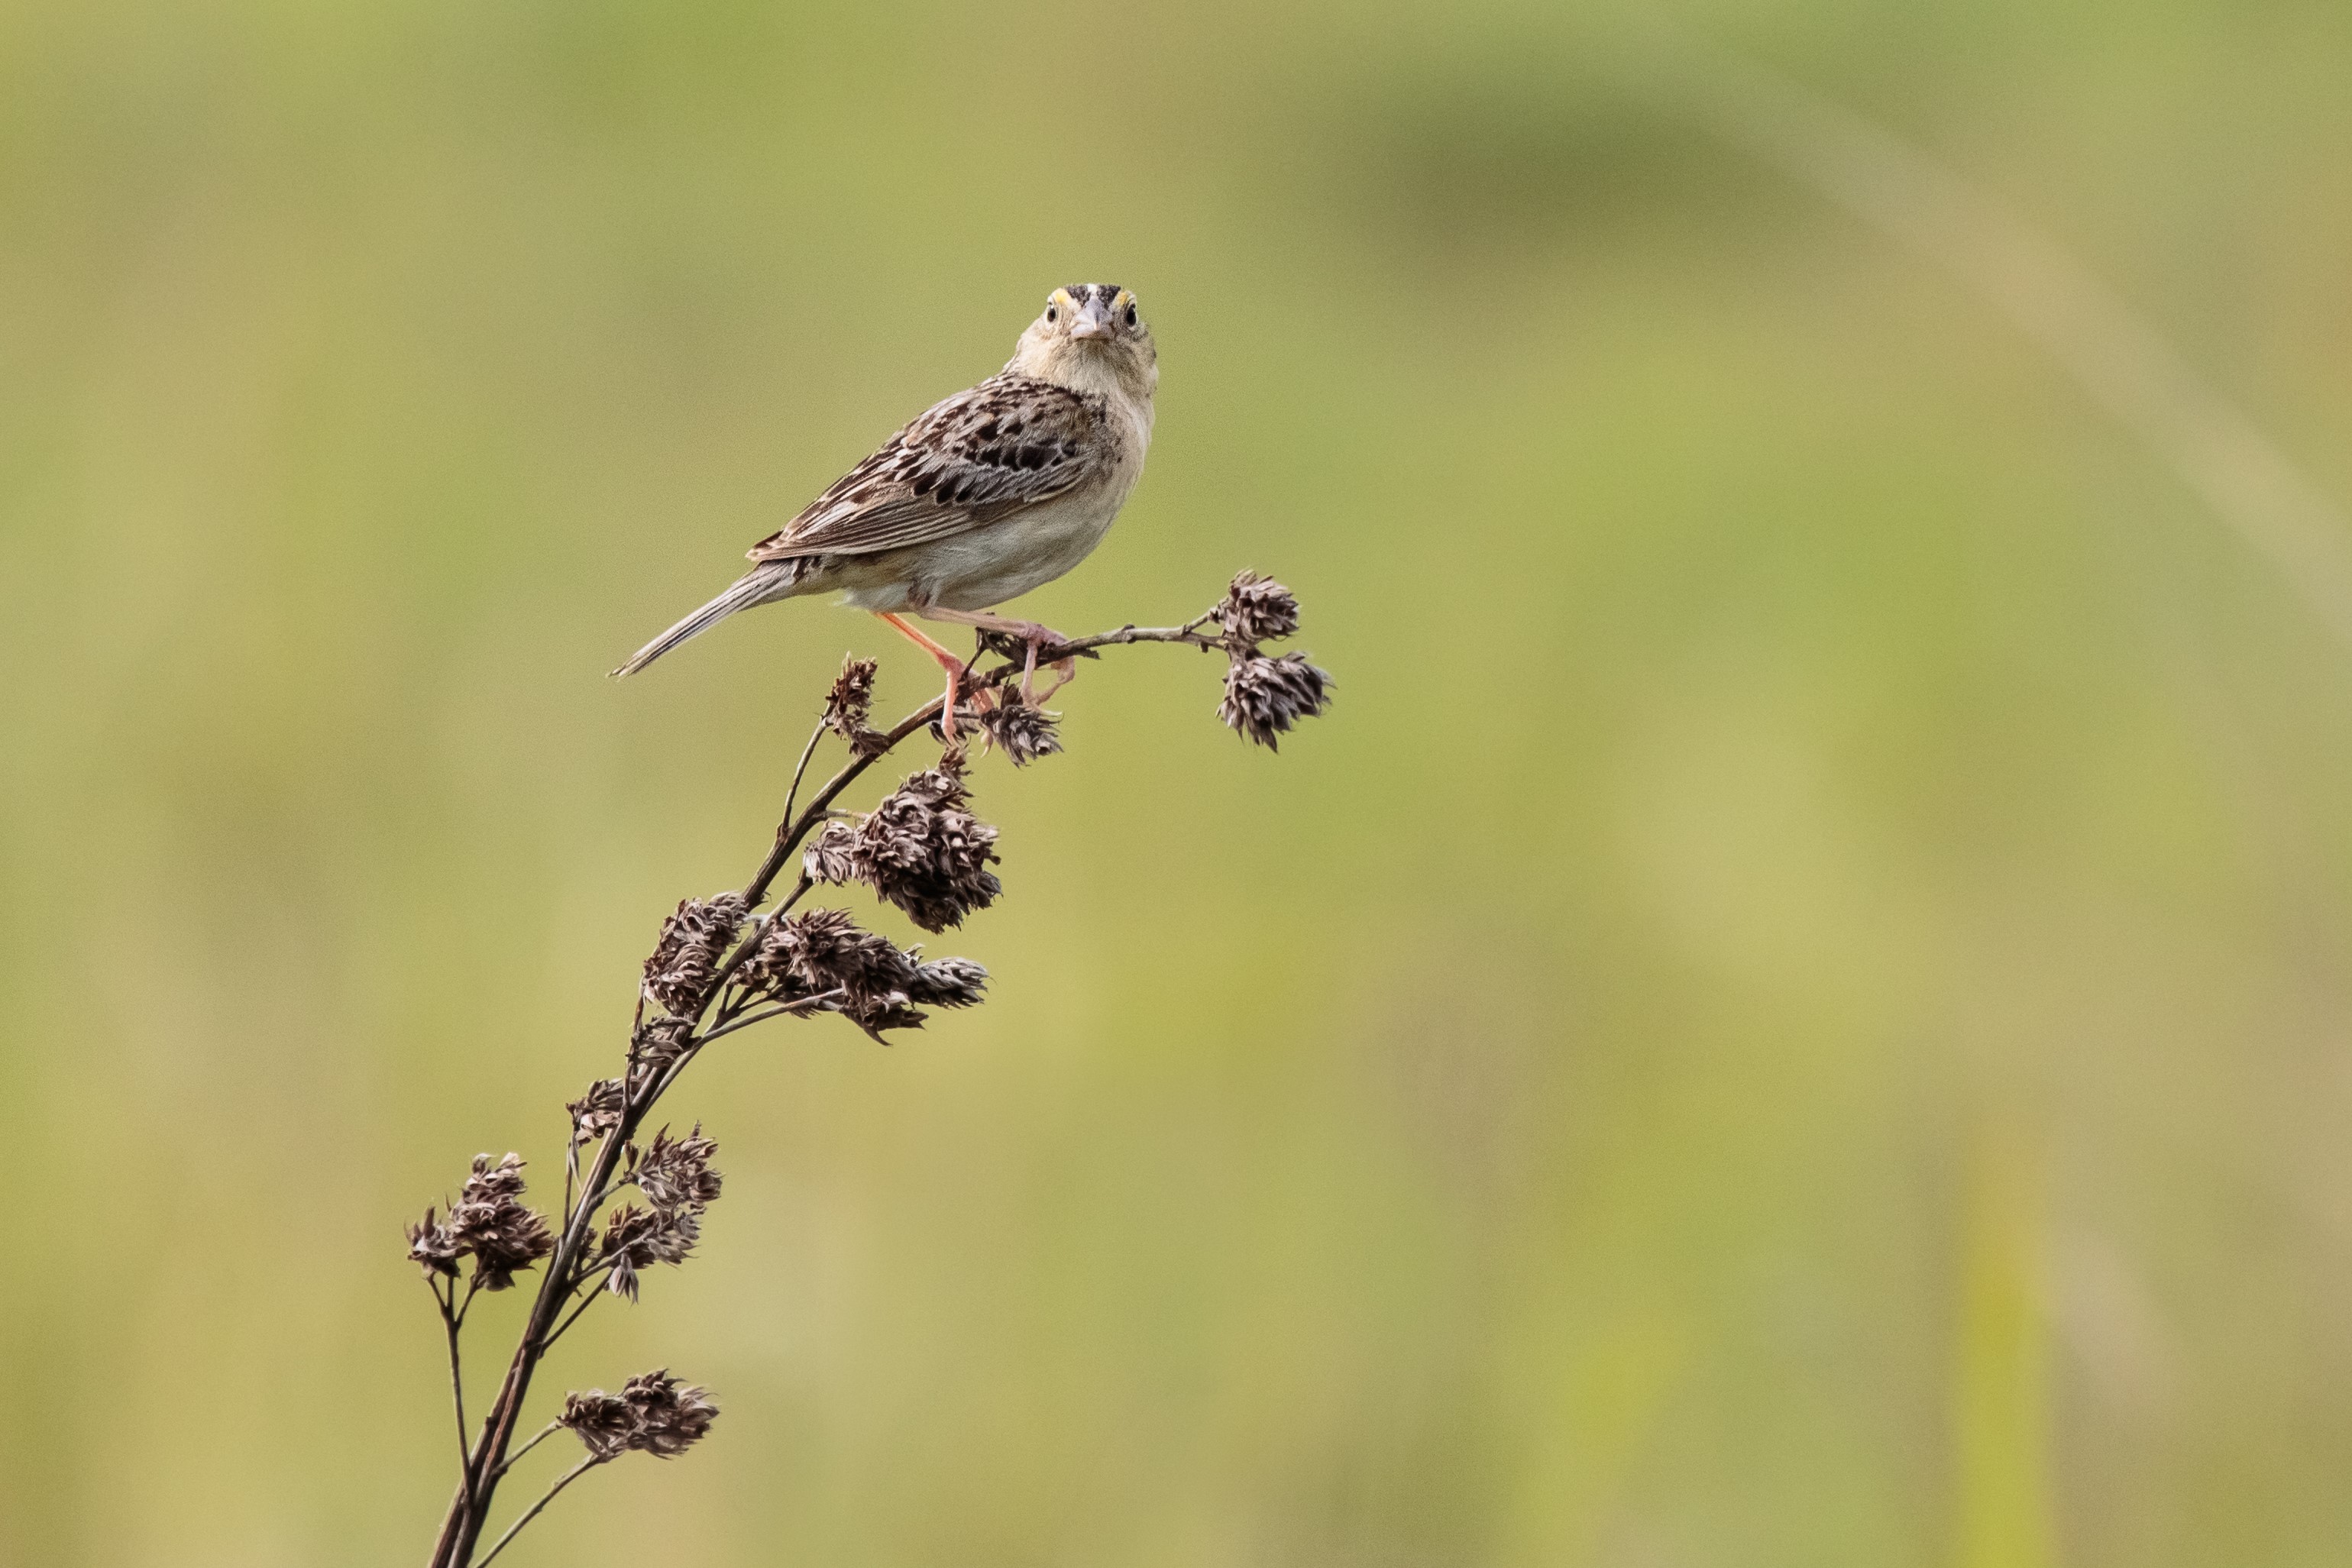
[1009,283,1157,403]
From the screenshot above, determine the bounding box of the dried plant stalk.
[413,575,1330,1566]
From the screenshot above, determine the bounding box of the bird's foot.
[1032,655,1079,704]
[1001,625,1071,705]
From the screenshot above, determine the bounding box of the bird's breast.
[921,474,1133,610]
[848,387,1150,614]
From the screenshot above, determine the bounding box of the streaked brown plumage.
[616,284,1158,732]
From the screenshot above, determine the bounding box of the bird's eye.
[1123,303,1138,328]
[1045,303,1059,323]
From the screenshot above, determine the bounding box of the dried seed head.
[906,955,989,1008]
[597,1123,721,1301]
[406,1208,462,1279]
[823,656,875,732]
[559,1372,720,1462]
[567,1078,626,1146]
[642,894,747,1018]
[608,1252,640,1305]
[629,1016,694,1094]
[463,1217,554,1292]
[620,1369,720,1459]
[599,1202,700,1301]
[979,697,1063,767]
[558,1389,637,1461]
[460,1151,527,1204]
[636,1123,723,1211]
[451,1153,555,1290]
[730,917,814,1009]
[438,1153,556,1291]
[742,907,987,1039]
[786,908,977,1037]
[772,906,917,995]
[802,819,861,886]
[823,656,888,758]
[1219,571,1302,648]
[817,765,1001,933]
[1218,651,1333,750]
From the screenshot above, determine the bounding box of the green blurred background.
[6,1,2352,1563]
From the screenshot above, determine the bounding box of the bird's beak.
[1069,296,1117,340]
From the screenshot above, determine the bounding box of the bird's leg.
[915,606,1072,706]
[875,612,972,741]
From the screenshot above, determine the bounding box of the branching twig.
[690,991,844,1049]
[539,1271,616,1353]
[433,1279,474,1511]
[742,695,946,908]
[413,576,1329,1567]
[472,1456,601,1568]
[1034,614,1222,662]
[778,710,828,833]
[490,1422,561,1482]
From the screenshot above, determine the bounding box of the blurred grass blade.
[1644,40,2352,658]
[1954,1127,2058,1568]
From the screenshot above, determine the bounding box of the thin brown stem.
[743,694,947,907]
[473,1455,604,1568]
[693,991,843,1048]
[778,712,830,836]
[490,1422,562,1482]
[773,871,814,916]
[1044,616,1221,660]
[541,1268,616,1352]
[432,1279,474,1511]
[644,990,843,1111]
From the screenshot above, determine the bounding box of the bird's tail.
[612,561,803,677]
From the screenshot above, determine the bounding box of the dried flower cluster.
[408,1153,556,1292]
[804,762,1002,932]
[597,1125,721,1302]
[416,573,1328,1568]
[627,1015,694,1092]
[979,693,1063,767]
[642,894,748,1017]
[1218,570,1304,646]
[736,905,988,1039]
[822,655,888,759]
[559,1370,720,1461]
[1220,652,1334,749]
[1213,573,1332,750]
[565,1078,625,1146]
[634,1123,724,1211]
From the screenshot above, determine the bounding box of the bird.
[616,283,1158,737]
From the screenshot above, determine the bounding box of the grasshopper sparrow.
[616,283,1158,733]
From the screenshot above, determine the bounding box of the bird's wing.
[749,375,1111,561]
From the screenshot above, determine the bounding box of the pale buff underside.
[816,465,1144,612]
